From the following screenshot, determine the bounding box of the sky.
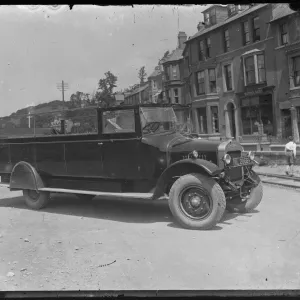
[0,5,207,117]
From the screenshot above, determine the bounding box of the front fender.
[10,161,44,192]
[152,159,222,200]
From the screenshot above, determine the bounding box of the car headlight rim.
[248,151,255,161]
[223,154,231,165]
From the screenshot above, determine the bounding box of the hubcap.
[179,187,212,220]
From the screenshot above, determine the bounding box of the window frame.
[205,37,211,58]
[210,105,219,133]
[208,68,217,94]
[279,22,288,46]
[292,56,300,87]
[196,70,205,95]
[173,88,179,104]
[242,20,250,46]
[252,16,260,42]
[199,40,205,61]
[243,52,267,86]
[223,29,230,53]
[223,64,233,91]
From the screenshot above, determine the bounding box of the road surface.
[0,184,300,290]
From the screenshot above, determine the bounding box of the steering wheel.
[142,122,161,134]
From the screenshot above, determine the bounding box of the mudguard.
[152,158,222,200]
[10,161,44,192]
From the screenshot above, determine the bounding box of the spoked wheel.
[168,173,226,230]
[23,189,50,210]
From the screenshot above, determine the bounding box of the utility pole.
[56,80,69,110]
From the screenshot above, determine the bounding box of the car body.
[0,104,263,230]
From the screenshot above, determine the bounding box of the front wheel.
[168,173,226,230]
[226,171,263,213]
[23,189,50,210]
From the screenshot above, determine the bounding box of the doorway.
[281,109,292,138]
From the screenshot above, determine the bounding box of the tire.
[168,173,226,230]
[23,189,50,210]
[76,194,95,201]
[226,171,263,213]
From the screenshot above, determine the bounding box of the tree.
[138,66,147,85]
[95,71,118,107]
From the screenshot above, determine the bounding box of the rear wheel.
[76,194,95,201]
[226,171,263,213]
[168,173,226,230]
[23,189,50,210]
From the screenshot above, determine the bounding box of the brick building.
[182,4,300,146]
[269,4,300,142]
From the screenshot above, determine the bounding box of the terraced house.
[183,3,300,149]
[162,31,190,123]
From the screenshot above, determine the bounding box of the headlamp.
[248,151,255,161]
[223,154,231,165]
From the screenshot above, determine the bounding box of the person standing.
[285,136,297,176]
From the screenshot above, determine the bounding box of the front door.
[100,108,141,180]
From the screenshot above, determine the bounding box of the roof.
[270,3,296,22]
[125,83,149,98]
[148,67,161,78]
[186,4,268,42]
[163,48,184,64]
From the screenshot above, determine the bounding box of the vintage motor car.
[0,104,262,230]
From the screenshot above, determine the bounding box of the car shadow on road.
[0,193,259,230]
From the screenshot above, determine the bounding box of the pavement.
[253,165,300,190]
[1,185,300,290]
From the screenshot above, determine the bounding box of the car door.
[64,107,104,177]
[100,107,141,180]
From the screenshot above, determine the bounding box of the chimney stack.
[177,31,187,49]
[197,21,205,32]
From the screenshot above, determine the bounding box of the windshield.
[140,107,177,134]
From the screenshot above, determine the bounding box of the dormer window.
[228,5,242,16]
[228,4,237,16]
[204,8,216,26]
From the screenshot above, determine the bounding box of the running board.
[39,187,155,200]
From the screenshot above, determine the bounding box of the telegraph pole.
[56,80,69,110]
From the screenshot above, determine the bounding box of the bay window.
[208,68,216,93]
[224,64,233,91]
[257,54,266,83]
[243,53,266,85]
[293,56,300,87]
[244,56,255,85]
[196,71,205,95]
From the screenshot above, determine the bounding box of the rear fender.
[10,161,44,192]
[152,159,222,200]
